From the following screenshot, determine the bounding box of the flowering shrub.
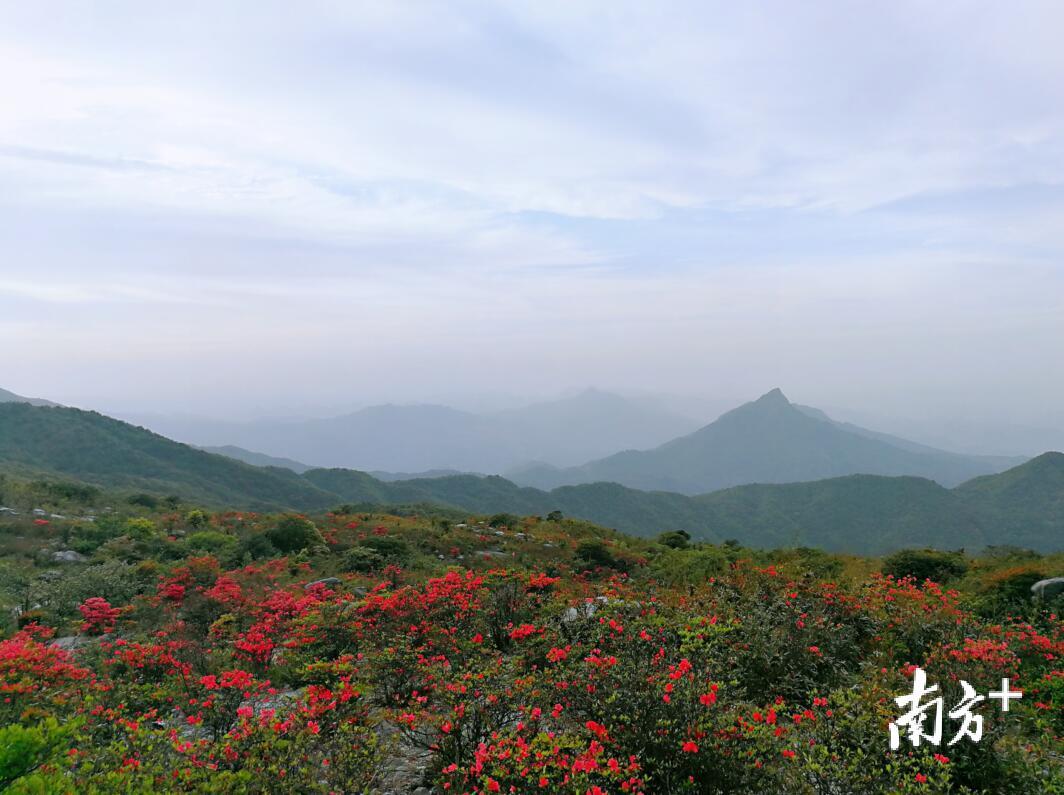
[0,508,1060,792]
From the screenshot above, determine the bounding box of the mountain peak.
[754,387,790,405]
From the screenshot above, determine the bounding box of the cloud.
[0,1,1062,422]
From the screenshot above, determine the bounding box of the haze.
[2,2,1063,441]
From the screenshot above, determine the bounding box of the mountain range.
[508,389,1021,493]
[1,399,1061,554]
[118,388,701,473]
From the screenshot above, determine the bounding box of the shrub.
[266,516,323,553]
[342,546,385,573]
[881,548,968,584]
[186,530,238,553]
[360,535,410,562]
[657,530,691,549]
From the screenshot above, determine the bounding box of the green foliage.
[656,529,691,549]
[2,402,1062,554]
[882,548,969,583]
[123,517,156,540]
[126,493,159,509]
[185,530,238,553]
[341,545,385,573]
[265,515,323,553]
[649,546,729,585]
[0,717,76,791]
[573,539,627,571]
[360,535,411,562]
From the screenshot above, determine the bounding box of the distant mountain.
[369,468,471,481]
[199,445,313,474]
[511,389,1019,493]
[1,402,1060,554]
[0,387,58,407]
[120,389,700,473]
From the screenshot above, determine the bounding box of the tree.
[657,530,691,550]
[881,549,968,584]
[266,516,323,554]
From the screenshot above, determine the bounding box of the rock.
[49,635,92,652]
[561,596,610,624]
[52,550,87,564]
[1032,577,1064,602]
[304,577,342,591]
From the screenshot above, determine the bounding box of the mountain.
[0,403,337,510]
[510,389,1019,494]
[953,452,1064,550]
[1,402,1060,554]
[119,390,700,473]
[0,386,58,407]
[198,445,313,474]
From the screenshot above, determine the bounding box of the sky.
[1,1,1063,430]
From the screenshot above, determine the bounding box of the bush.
[127,493,159,509]
[881,548,968,584]
[124,517,157,540]
[265,516,323,554]
[342,546,385,573]
[186,531,238,553]
[657,530,691,549]
[360,536,410,562]
[573,539,627,572]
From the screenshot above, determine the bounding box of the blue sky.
[1,1,1062,427]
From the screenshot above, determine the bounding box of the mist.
[2,1,1063,439]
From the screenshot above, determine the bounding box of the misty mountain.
[198,445,314,474]
[119,389,700,473]
[1,402,1061,553]
[509,389,1021,493]
[0,386,58,407]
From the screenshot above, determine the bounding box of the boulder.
[1031,577,1064,602]
[304,577,342,591]
[52,550,87,564]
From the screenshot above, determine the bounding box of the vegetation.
[0,483,1060,793]
[2,403,1063,558]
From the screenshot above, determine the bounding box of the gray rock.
[52,550,87,564]
[49,635,92,652]
[304,577,342,590]
[561,595,610,624]
[1032,577,1064,602]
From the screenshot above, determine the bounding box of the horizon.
[2,2,1063,432]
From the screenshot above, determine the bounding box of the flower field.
[1,507,1061,793]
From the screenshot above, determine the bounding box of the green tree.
[881,548,968,583]
[656,530,691,549]
[266,516,323,554]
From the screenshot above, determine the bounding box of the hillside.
[1,402,1061,553]
[0,386,58,407]
[0,403,337,510]
[953,451,1064,550]
[512,389,1016,494]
